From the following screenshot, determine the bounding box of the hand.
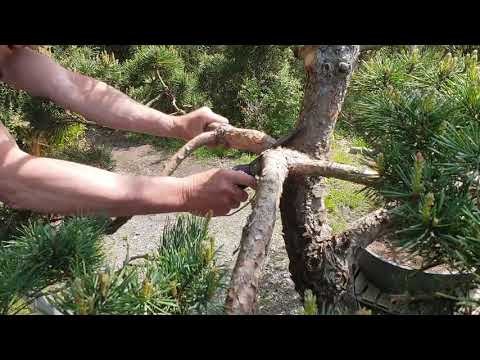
[172,107,229,141]
[179,168,256,216]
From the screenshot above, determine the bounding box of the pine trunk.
[280,45,361,308]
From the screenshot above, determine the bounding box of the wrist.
[145,110,180,139]
[135,175,189,214]
[169,115,187,140]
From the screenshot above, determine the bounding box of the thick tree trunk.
[280,45,361,308]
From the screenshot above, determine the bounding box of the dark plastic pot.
[356,247,474,295]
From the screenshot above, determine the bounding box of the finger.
[230,186,249,203]
[218,207,230,217]
[204,112,229,126]
[231,201,241,209]
[226,170,257,189]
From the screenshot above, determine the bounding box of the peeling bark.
[280,45,361,307]
[207,123,276,154]
[225,149,288,314]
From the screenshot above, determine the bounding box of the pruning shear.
[232,127,303,189]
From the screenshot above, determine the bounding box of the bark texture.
[287,155,379,186]
[225,149,288,314]
[279,45,361,307]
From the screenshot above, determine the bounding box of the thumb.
[204,111,229,126]
[227,169,257,189]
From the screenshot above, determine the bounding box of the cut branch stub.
[290,45,361,157]
[225,149,289,314]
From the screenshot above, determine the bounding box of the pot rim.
[361,246,473,276]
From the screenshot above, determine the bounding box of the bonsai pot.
[356,245,474,295]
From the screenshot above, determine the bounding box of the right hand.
[179,169,256,216]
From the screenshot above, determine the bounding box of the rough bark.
[207,123,276,154]
[286,152,379,186]
[279,45,361,307]
[225,149,288,314]
[310,209,392,308]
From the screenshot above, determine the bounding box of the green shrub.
[345,46,480,271]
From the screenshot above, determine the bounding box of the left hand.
[172,107,229,141]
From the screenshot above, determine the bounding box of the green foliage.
[51,143,115,170]
[197,46,304,138]
[50,264,178,315]
[49,215,225,315]
[152,215,225,314]
[346,46,480,273]
[0,216,107,314]
[302,289,318,315]
[0,214,224,315]
[121,45,208,113]
[54,46,123,87]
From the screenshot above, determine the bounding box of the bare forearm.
[0,149,187,217]
[1,47,180,138]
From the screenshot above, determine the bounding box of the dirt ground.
[91,130,303,315]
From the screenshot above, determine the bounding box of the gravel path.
[93,131,303,315]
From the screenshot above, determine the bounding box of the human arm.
[0,122,254,217]
[0,46,228,140]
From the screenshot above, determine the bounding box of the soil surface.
[90,130,303,315]
[366,237,453,273]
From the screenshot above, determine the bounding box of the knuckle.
[240,191,248,202]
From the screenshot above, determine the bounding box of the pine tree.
[330,47,480,311]
[4,45,480,315]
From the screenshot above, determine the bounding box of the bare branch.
[225,149,289,314]
[152,123,276,174]
[126,254,152,263]
[160,132,217,175]
[206,123,276,154]
[288,157,379,186]
[332,208,392,253]
[106,124,275,235]
[144,93,163,108]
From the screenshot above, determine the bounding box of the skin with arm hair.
[0,46,255,217]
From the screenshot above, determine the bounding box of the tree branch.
[105,124,275,235]
[332,208,392,253]
[144,71,187,114]
[144,93,163,108]
[206,123,276,154]
[288,157,379,186]
[160,132,217,175]
[225,149,289,314]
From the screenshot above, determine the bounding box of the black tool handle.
[232,164,252,189]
